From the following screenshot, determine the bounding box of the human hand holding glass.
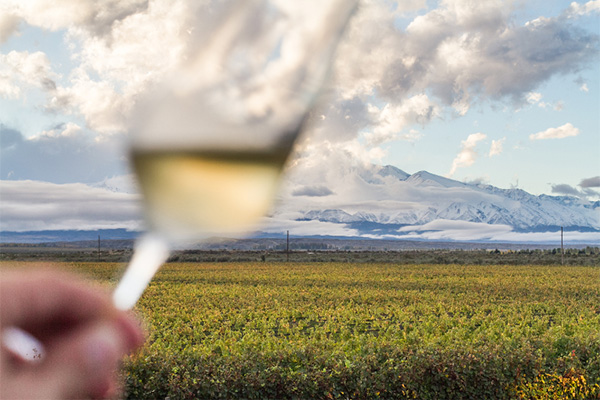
[0,269,144,399]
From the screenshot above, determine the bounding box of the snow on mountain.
[285,165,600,237]
[405,170,466,188]
[377,165,410,181]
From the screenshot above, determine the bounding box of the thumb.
[39,318,141,399]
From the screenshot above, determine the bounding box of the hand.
[0,268,145,399]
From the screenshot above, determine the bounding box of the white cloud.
[529,123,580,140]
[448,132,487,176]
[33,122,82,139]
[526,91,542,104]
[8,0,149,35]
[365,94,438,146]
[93,174,138,194]
[0,180,142,231]
[565,0,600,17]
[488,137,505,157]
[48,73,131,134]
[580,83,589,92]
[396,221,600,243]
[0,7,20,43]
[259,216,359,238]
[399,219,514,241]
[400,129,423,142]
[525,91,565,109]
[0,50,58,99]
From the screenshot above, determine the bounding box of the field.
[2,261,600,399]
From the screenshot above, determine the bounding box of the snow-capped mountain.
[277,165,599,241]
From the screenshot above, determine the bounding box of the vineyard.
[3,261,600,399]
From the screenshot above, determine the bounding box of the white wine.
[132,149,288,239]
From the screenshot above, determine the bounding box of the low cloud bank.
[259,218,600,244]
[396,220,600,244]
[0,180,142,232]
[2,178,598,245]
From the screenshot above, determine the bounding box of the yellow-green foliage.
[3,261,599,399]
[515,370,600,399]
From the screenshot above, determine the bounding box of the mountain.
[2,166,598,245]
[405,170,466,188]
[0,229,140,244]
[287,165,600,239]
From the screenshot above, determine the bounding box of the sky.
[1,0,599,239]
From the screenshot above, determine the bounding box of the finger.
[39,315,143,399]
[0,269,115,332]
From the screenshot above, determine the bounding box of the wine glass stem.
[112,233,170,311]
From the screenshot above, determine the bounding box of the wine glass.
[112,0,358,310]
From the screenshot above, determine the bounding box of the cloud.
[400,129,423,142]
[448,132,487,176]
[92,174,139,194]
[488,137,505,157]
[526,92,542,104]
[308,97,372,144]
[292,185,334,197]
[398,219,514,241]
[374,0,598,108]
[0,50,58,99]
[365,94,438,146]
[551,183,581,197]
[565,0,600,17]
[549,177,600,199]
[578,176,600,199]
[0,8,20,43]
[260,215,360,238]
[0,180,142,231]
[3,0,191,134]
[7,0,149,36]
[2,0,598,144]
[580,83,589,92]
[396,221,600,243]
[529,123,580,140]
[525,91,554,108]
[580,176,600,188]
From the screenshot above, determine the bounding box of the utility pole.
[286,230,289,262]
[561,227,564,265]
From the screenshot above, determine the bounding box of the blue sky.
[1,0,599,236]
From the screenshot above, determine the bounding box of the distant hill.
[0,229,140,244]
